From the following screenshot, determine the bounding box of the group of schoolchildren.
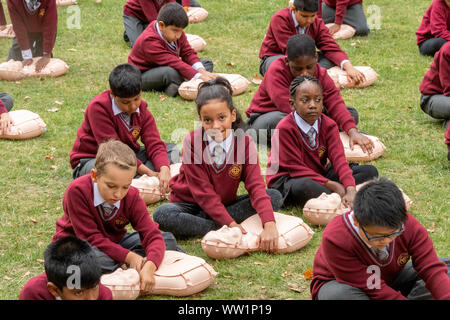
[0,0,448,301]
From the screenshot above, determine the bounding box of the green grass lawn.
[0,0,449,300]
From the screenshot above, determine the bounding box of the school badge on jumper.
[229,164,242,179]
[39,9,45,17]
[318,145,327,158]
[131,126,141,140]
[397,252,410,267]
[115,216,129,229]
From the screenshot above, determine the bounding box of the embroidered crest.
[318,145,327,158]
[39,9,45,17]
[397,252,410,267]
[229,164,242,179]
[131,126,141,139]
[115,216,129,229]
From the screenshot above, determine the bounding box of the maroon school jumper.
[69,90,169,170]
[259,7,348,68]
[446,124,450,149]
[169,128,275,227]
[0,99,6,114]
[266,112,355,189]
[19,273,113,300]
[416,0,450,45]
[128,20,200,79]
[0,1,6,26]
[124,0,191,23]
[245,56,357,134]
[419,41,450,96]
[52,175,165,267]
[322,0,363,25]
[310,211,450,300]
[6,0,57,54]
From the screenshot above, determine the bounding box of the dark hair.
[354,178,407,229]
[286,34,317,61]
[289,75,323,99]
[293,0,319,12]
[109,63,142,98]
[195,77,248,131]
[44,237,102,291]
[157,2,189,28]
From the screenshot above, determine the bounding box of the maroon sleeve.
[181,0,191,6]
[127,188,165,268]
[139,0,158,22]
[438,43,450,96]
[0,99,6,114]
[263,61,293,114]
[139,106,170,171]
[318,67,357,133]
[242,136,275,225]
[446,125,450,149]
[63,184,130,263]
[312,19,349,67]
[324,118,355,188]
[7,1,30,51]
[270,120,329,185]
[333,0,351,25]
[98,284,114,300]
[181,133,235,226]
[178,32,202,69]
[430,0,450,41]
[0,1,6,26]
[42,0,57,54]
[19,274,54,300]
[85,99,143,167]
[266,10,295,57]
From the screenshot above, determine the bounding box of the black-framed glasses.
[360,224,405,242]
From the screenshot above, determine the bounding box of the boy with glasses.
[310,177,450,300]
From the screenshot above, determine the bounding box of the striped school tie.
[212,144,226,165]
[306,127,316,147]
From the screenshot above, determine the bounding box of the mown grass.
[0,0,449,300]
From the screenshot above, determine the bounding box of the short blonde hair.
[95,139,137,176]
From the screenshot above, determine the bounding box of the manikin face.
[290,80,323,126]
[91,164,135,205]
[199,99,236,142]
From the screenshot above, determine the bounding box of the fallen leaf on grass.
[24,96,31,101]
[251,74,263,85]
[54,100,64,105]
[427,222,435,233]
[226,62,235,67]
[29,218,38,224]
[37,259,44,265]
[3,276,12,281]
[281,271,288,278]
[254,261,264,265]
[288,282,304,293]
[45,154,54,159]
[303,268,313,280]
[47,107,59,112]
[23,272,30,278]
[51,165,58,170]
[160,95,167,101]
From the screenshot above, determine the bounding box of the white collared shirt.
[110,95,140,126]
[155,22,204,79]
[294,111,319,136]
[93,182,121,210]
[349,211,390,255]
[206,131,233,164]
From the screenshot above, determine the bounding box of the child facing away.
[321,0,370,37]
[265,75,378,209]
[20,236,113,300]
[419,39,450,129]
[310,178,450,300]
[153,77,284,253]
[70,63,179,198]
[259,0,365,84]
[5,0,57,72]
[128,2,215,97]
[247,33,373,152]
[0,92,13,135]
[55,139,184,293]
[123,0,201,48]
[416,0,450,57]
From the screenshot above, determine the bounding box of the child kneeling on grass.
[0,92,13,135]
[310,177,450,300]
[20,236,113,300]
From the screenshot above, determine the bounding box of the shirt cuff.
[192,62,205,71]
[193,72,202,79]
[21,49,33,60]
[340,60,350,70]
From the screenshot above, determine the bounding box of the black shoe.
[123,30,129,43]
[164,83,180,97]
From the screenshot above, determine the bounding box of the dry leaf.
[45,154,54,159]
[51,165,58,170]
[427,222,435,233]
[54,100,64,105]
[81,108,86,113]
[303,268,313,280]
[226,62,235,67]
[159,95,167,101]
[47,107,59,112]
[251,74,263,85]
[23,272,30,278]
[15,81,21,84]
[29,218,38,224]
[254,261,264,265]
[288,282,304,293]
[68,48,77,52]
[281,271,288,278]
[3,276,12,281]
[24,96,31,101]
[37,259,44,265]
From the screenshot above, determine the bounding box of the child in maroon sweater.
[446,123,450,160]
[123,0,200,48]
[0,1,7,29]
[419,41,450,129]
[259,0,365,83]
[128,2,215,97]
[416,0,450,57]
[6,0,57,72]
[54,140,178,293]
[321,0,369,36]
[153,78,283,252]
[20,236,113,300]
[266,75,377,208]
[248,34,373,152]
[0,92,13,135]
[70,64,178,198]
[311,178,450,300]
